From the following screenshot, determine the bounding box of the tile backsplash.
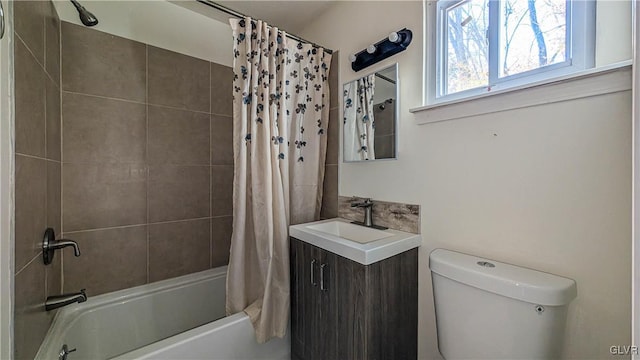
[338,196,420,234]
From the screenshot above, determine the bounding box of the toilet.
[429,249,577,360]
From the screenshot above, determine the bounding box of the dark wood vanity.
[290,237,418,360]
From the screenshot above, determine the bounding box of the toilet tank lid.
[429,249,577,306]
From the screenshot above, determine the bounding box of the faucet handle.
[43,228,81,265]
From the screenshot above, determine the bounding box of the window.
[435,0,595,102]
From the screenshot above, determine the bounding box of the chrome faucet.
[45,289,87,311]
[350,198,388,230]
[351,198,374,226]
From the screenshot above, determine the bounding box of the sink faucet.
[45,289,87,311]
[351,198,374,227]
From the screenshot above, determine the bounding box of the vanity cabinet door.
[334,253,369,359]
[315,248,339,359]
[290,238,320,360]
[290,238,339,360]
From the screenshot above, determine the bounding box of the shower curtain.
[227,17,332,343]
[344,74,375,161]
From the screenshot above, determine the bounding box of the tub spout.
[45,289,87,311]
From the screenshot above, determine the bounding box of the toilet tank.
[429,249,577,360]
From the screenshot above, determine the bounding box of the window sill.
[410,61,632,124]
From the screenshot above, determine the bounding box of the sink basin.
[306,221,394,244]
[290,218,422,265]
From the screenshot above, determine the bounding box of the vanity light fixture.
[350,28,412,72]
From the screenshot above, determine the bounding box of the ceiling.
[215,1,336,34]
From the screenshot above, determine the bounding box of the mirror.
[343,64,398,162]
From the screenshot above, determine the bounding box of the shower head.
[378,99,393,110]
[70,0,98,27]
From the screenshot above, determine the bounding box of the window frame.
[433,0,596,104]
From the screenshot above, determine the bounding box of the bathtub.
[35,267,290,359]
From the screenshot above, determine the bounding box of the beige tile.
[14,0,45,65]
[148,106,210,165]
[373,101,395,136]
[148,165,210,222]
[62,93,146,164]
[62,22,146,101]
[45,249,62,298]
[63,163,147,232]
[15,155,47,271]
[14,259,49,360]
[211,216,232,268]
[44,0,60,84]
[148,46,210,112]
[329,51,339,110]
[15,38,46,158]
[326,108,339,165]
[211,115,233,165]
[374,135,395,159]
[210,62,233,116]
[211,165,233,217]
[320,165,338,219]
[46,77,61,161]
[149,219,210,282]
[63,226,147,296]
[46,161,61,234]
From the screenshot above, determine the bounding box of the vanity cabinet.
[290,237,418,360]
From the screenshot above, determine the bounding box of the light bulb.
[349,54,357,62]
[388,32,400,43]
[366,44,376,54]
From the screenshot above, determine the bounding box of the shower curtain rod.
[196,0,334,54]
[375,73,396,84]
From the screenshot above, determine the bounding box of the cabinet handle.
[310,259,317,286]
[320,263,327,291]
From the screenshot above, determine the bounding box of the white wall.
[53,0,233,65]
[596,0,632,66]
[372,73,396,105]
[301,1,632,359]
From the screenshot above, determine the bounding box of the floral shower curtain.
[227,17,332,343]
[344,74,375,161]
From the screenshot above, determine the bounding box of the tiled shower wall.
[13,1,62,359]
[60,22,234,295]
[373,100,395,159]
[321,52,339,219]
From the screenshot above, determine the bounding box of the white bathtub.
[35,267,290,359]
